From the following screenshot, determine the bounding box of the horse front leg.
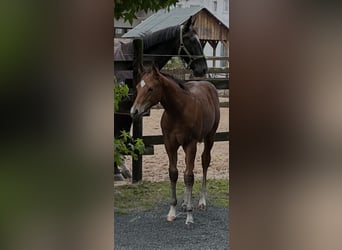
[165,141,179,222]
[183,141,197,225]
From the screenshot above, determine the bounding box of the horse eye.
[148,87,154,92]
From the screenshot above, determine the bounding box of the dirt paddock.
[122,98,229,183]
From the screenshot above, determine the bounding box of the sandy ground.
[122,98,229,183]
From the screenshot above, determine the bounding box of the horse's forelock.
[140,67,159,81]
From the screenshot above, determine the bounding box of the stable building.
[123,6,229,68]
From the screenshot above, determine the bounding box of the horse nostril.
[130,107,138,118]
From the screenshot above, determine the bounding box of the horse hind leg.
[198,135,215,210]
[183,141,197,225]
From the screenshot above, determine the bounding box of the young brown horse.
[130,65,220,224]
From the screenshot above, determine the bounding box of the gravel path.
[114,203,229,250]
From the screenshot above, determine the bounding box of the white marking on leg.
[167,181,177,221]
[140,80,146,88]
[181,191,187,211]
[167,205,177,221]
[183,188,189,208]
[184,185,194,224]
[185,211,194,225]
[198,177,207,209]
[198,193,206,209]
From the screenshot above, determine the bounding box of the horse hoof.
[198,204,207,211]
[167,216,176,222]
[185,220,194,226]
[181,204,187,212]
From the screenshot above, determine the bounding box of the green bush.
[114,80,145,167]
[163,57,184,70]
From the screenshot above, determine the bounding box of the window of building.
[213,1,217,12]
[116,28,123,34]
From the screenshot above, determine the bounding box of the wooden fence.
[114,39,229,183]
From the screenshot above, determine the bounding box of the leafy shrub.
[114,80,145,167]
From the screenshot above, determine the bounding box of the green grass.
[114,179,229,214]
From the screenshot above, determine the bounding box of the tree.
[114,0,178,24]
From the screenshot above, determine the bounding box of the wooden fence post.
[132,39,143,183]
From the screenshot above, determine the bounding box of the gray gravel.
[114,202,229,250]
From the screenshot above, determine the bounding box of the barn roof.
[123,6,229,38]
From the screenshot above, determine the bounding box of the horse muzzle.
[130,104,147,120]
[191,62,207,77]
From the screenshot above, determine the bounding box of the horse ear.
[191,15,197,26]
[151,63,159,75]
[138,62,145,76]
[184,16,193,32]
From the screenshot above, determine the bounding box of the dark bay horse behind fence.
[130,65,220,224]
[114,16,208,176]
[115,16,207,82]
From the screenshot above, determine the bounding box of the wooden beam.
[132,39,143,183]
[220,101,229,108]
[208,79,229,89]
[137,130,229,156]
[121,144,154,155]
[205,56,229,60]
[214,132,229,142]
[142,135,164,145]
[200,40,207,48]
[152,101,228,109]
[208,40,219,49]
[151,101,228,109]
[114,61,133,71]
[142,132,229,145]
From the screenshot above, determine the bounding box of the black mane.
[161,72,188,90]
[142,26,180,50]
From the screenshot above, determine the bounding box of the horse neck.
[159,77,190,115]
[143,30,180,69]
[145,41,179,68]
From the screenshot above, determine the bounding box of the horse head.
[130,64,163,120]
[179,16,208,77]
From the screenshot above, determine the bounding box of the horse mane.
[161,72,188,91]
[142,26,179,50]
[142,66,187,90]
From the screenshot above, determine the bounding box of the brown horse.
[130,65,220,224]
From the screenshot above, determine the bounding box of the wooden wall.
[193,10,229,43]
